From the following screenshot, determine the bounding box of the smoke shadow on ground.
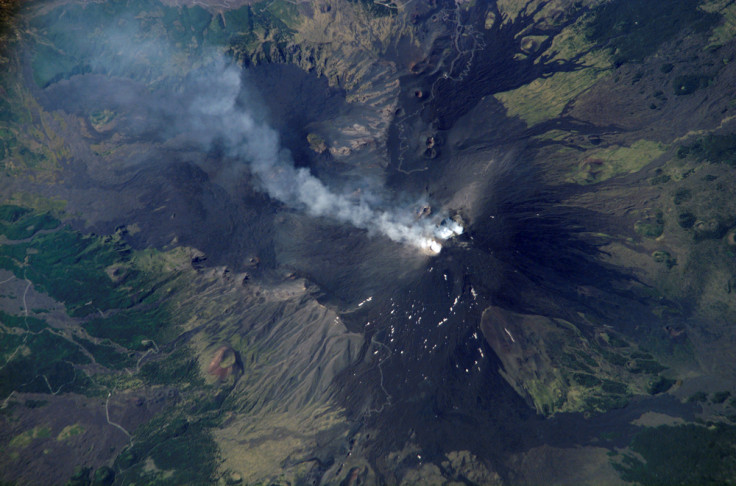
[329,157,688,480]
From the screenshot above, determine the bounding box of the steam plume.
[186,58,462,253]
[31,7,463,252]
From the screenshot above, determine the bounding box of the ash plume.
[74,31,462,253]
[183,57,462,253]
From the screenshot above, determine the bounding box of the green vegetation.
[31,43,85,89]
[84,305,171,349]
[139,346,203,386]
[585,395,630,412]
[0,206,186,401]
[0,206,218,482]
[29,0,214,85]
[601,379,628,394]
[0,208,171,321]
[92,466,115,486]
[650,172,671,185]
[587,0,719,66]
[573,372,601,387]
[600,348,628,366]
[25,0,305,85]
[494,16,614,128]
[75,336,135,369]
[635,211,664,238]
[347,0,396,17]
[0,204,60,239]
[0,0,19,51]
[496,66,610,128]
[4,1,733,484]
[257,0,300,29]
[66,465,92,486]
[0,82,71,177]
[0,126,16,160]
[114,410,218,485]
[57,423,85,441]
[634,359,666,374]
[205,7,252,46]
[614,424,736,484]
[0,326,93,398]
[161,4,212,49]
[9,425,51,448]
[494,312,672,415]
[570,140,666,185]
[228,0,301,64]
[0,227,144,317]
[0,204,28,222]
[0,310,47,332]
[678,134,736,167]
[560,352,593,373]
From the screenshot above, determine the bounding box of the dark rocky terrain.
[2,0,736,484]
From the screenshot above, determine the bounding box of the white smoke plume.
[29,4,464,252]
[186,58,462,254]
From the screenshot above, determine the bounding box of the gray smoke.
[31,7,464,252]
[183,57,462,253]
